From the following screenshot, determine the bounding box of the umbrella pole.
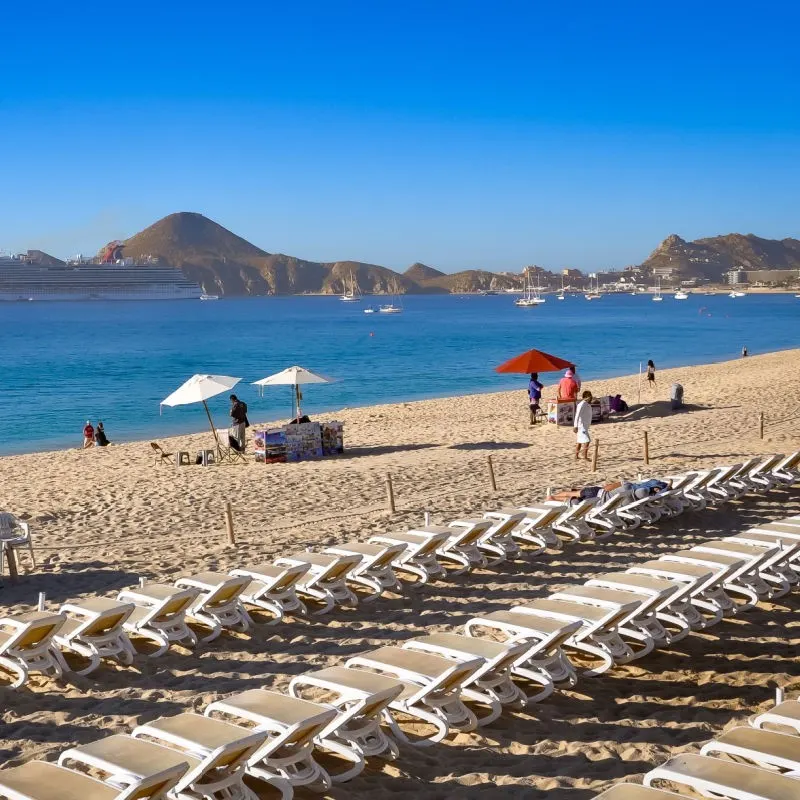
[203,399,222,458]
[296,384,302,418]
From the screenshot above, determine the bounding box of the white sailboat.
[340,270,361,302]
[585,273,601,300]
[652,278,663,302]
[674,289,689,300]
[379,280,403,313]
[514,269,539,307]
[557,278,566,300]
[729,289,746,298]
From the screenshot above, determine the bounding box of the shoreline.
[3,345,799,459]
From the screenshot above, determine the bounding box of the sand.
[1,349,799,798]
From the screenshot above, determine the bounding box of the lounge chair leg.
[0,655,28,688]
[317,736,366,783]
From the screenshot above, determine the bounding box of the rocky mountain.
[26,249,64,266]
[641,233,800,280]
[120,212,520,296]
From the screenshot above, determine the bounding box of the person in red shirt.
[557,369,578,401]
[82,420,95,449]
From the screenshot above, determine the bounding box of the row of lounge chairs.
[1,452,798,690]
[596,691,800,800]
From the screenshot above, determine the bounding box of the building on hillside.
[743,269,800,285]
[726,268,748,285]
[561,268,583,279]
[651,265,681,281]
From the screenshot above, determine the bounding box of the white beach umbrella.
[252,365,338,418]
[161,374,241,453]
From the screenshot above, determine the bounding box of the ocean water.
[1,293,798,455]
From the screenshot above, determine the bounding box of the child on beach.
[528,372,543,425]
[574,390,593,460]
[646,359,656,390]
[82,420,94,449]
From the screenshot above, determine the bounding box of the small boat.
[340,270,362,302]
[515,268,545,306]
[584,274,601,299]
[363,306,376,314]
[557,291,565,301]
[652,279,663,302]
[379,304,402,314]
[729,290,746,298]
[199,293,219,301]
[674,290,688,300]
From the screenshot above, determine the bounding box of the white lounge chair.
[370,528,451,584]
[463,609,583,690]
[288,665,403,761]
[273,552,362,614]
[175,572,253,641]
[726,533,800,590]
[0,758,183,800]
[474,510,525,564]
[752,698,800,734]
[324,540,407,598]
[745,454,785,492]
[694,539,790,598]
[772,451,800,484]
[546,499,597,541]
[130,713,274,799]
[53,597,136,675]
[403,633,532,718]
[231,562,310,622]
[700,726,800,774]
[644,752,800,800]
[0,611,67,688]
[117,583,199,656]
[510,504,565,552]
[345,646,484,742]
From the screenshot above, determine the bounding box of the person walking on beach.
[742,345,748,358]
[82,420,94,449]
[229,394,249,451]
[557,368,578,401]
[646,359,656,391]
[528,372,544,425]
[574,390,593,461]
[94,421,110,447]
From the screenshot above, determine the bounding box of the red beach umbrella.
[495,348,574,374]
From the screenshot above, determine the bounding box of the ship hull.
[0,287,202,301]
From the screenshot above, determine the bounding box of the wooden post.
[759,411,764,440]
[592,439,599,472]
[424,511,431,526]
[385,473,396,513]
[486,455,497,491]
[225,501,236,545]
[643,431,650,465]
[4,547,18,584]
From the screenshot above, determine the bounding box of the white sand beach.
[1,350,799,798]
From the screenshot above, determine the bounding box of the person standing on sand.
[94,421,110,447]
[557,369,578,401]
[574,390,593,460]
[82,420,94,449]
[229,394,249,451]
[742,346,748,357]
[646,359,656,391]
[528,372,543,425]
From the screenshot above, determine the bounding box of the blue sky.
[2,1,799,271]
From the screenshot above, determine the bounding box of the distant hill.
[416,269,524,293]
[26,249,64,266]
[404,262,446,282]
[641,233,800,280]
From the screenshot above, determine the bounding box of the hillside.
[640,233,800,280]
[417,269,523,293]
[404,262,446,282]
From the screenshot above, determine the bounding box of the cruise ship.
[0,242,202,302]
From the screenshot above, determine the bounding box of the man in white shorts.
[574,390,593,461]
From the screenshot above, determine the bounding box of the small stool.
[201,449,216,466]
[176,451,190,466]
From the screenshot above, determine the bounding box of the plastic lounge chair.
[706,463,748,502]
[463,610,582,691]
[510,504,565,551]
[369,528,451,584]
[679,470,716,511]
[584,492,627,539]
[324,540,407,598]
[0,611,67,688]
[726,456,769,494]
[288,666,403,761]
[509,596,644,675]
[130,713,274,799]
[150,442,173,467]
[53,597,136,676]
[751,698,800,734]
[660,549,760,610]
[700,726,800,773]
[585,573,695,644]
[745,454,785,492]
[345,646,485,741]
[614,492,663,530]
[627,559,730,628]
[231,562,310,622]
[273,552,362,614]
[402,632,532,716]
[540,499,597,542]
[175,572,253,641]
[473,511,525,564]
[399,522,491,575]
[593,784,689,800]
[206,689,341,790]
[0,758,183,800]
[726,532,800,589]
[0,513,35,576]
[551,583,673,649]
[644,752,800,800]
[772,451,800,484]
[693,539,788,598]
[117,583,199,657]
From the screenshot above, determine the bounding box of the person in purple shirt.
[528,372,544,425]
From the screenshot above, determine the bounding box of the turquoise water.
[1,293,798,455]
